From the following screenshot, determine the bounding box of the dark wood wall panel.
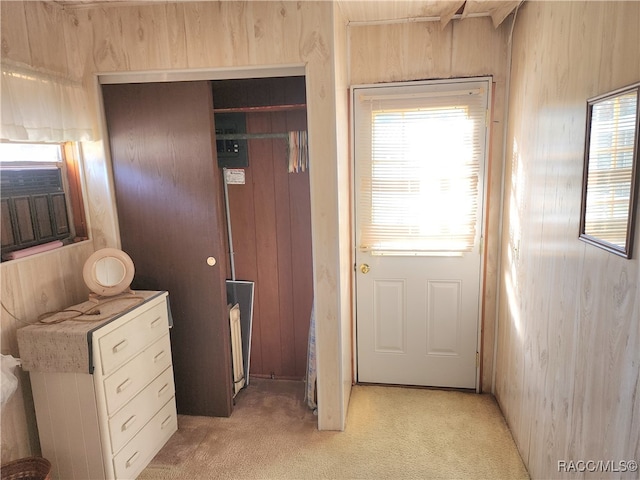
[212,77,306,110]
[270,112,295,378]
[249,112,283,378]
[228,162,263,375]
[225,107,312,380]
[286,109,314,376]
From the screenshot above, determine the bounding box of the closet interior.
[212,76,314,382]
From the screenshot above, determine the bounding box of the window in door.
[355,80,489,255]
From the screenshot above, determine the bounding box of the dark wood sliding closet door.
[102,81,232,417]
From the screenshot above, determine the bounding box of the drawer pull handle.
[153,351,166,363]
[161,415,173,429]
[150,316,163,328]
[122,415,137,431]
[126,451,140,468]
[158,383,170,397]
[117,378,132,393]
[112,339,128,353]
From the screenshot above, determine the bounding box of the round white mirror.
[83,248,135,297]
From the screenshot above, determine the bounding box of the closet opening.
[211,77,315,408]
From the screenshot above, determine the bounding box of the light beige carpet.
[139,379,529,480]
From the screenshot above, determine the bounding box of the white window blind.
[583,89,638,247]
[354,80,489,254]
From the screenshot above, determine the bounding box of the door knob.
[206,257,216,266]
[360,264,370,274]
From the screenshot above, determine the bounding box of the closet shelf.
[216,132,290,140]
[213,103,306,114]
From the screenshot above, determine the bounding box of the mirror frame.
[82,247,135,297]
[579,82,640,258]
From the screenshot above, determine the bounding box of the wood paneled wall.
[0,242,95,461]
[1,1,349,461]
[6,0,636,470]
[496,2,640,478]
[0,1,104,462]
[348,17,510,390]
[69,0,348,433]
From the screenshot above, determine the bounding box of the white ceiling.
[52,0,521,28]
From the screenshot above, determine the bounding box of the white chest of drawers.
[22,291,177,480]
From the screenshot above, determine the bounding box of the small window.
[580,83,639,258]
[1,142,88,261]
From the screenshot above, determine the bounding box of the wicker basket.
[0,457,51,480]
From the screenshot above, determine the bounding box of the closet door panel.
[102,81,232,417]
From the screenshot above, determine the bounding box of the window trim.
[63,142,88,240]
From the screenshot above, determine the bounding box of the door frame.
[95,63,318,407]
[350,76,493,393]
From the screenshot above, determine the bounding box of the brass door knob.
[360,264,370,274]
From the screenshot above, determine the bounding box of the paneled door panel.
[102,81,233,417]
[373,280,406,353]
[356,256,480,387]
[426,280,462,356]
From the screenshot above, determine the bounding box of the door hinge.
[476,352,480,367]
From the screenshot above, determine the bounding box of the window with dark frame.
[0,142,88,261]
[580,82,639,258]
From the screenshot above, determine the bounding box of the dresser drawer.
[108,366,176,454]
[112,398,177,480]
[103,334,172,415]
[98,300,169,376]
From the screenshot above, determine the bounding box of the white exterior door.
[353,78,490,389]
